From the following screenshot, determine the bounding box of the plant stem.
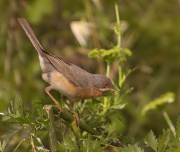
[101,62,111,115]
[115,1,123,89]
[163,111,176,136]
[53,106,101,135]
[106,62,110,78]
[80,100,87,113]
[115,1,121,48]
[102,97,109,116]
[118,65,122,88]
[70,119,81,145]
[45,105,57,152]
[102,2,122,115]
[14,139,30,152]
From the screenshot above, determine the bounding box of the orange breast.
[75,87,105,99]
[42,71,78,98]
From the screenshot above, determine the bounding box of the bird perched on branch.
[18,18,120,127]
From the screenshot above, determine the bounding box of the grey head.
[92,74,120,94]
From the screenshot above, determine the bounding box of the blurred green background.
[0,0,179,149]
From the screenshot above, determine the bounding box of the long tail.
[18,18,56,73]
[18,18,44,54]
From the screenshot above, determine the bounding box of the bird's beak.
[112,88,121,94]
[99,88,121,94]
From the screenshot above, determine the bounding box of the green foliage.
[0,0,178,151]
[143,128,179,152]
[56,134,109,152]
[142,92,175,115]
[0,123,23,138]
[0,140,6,152]
[118,144,144,152]
[1,97,50,151]
[1,96,178,151]
[172,117,180,148]
[0,96,125,151]
[157,130,170,152]
[88,46,132,63]
[81,135,110,152]
[119,67,138,89]
[118,120,180,152]
[144,130,158,152]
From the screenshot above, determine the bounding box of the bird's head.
[93,74,120,94]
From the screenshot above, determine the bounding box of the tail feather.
[18,18,44,54]
[18,18,56,73]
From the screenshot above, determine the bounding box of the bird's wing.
[44,52,82,87]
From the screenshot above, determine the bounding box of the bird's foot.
[57,104,63,116]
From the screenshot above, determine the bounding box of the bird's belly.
[42,71,77,98]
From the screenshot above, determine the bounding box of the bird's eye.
[104,82,109,87]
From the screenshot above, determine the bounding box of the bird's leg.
[45,86,63,115]
[62,95,80,128]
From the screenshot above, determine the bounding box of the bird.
[18,18,120,127]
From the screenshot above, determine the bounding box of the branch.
[44,105,57,152]
[48,105,101,136]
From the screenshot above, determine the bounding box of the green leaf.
[88,46,132,63]
[118,48,132,63]
[103,92,114,97]
[121,48,132,56]
[3,97,24,121]
[32,98,53,105]
[1,123,23,138]
[14,96,23,117]
[123,87,134,96]
[89,47,121,62]
[118,144,144,152]
[81,134,106,152]
[1,115,11,121]
[172,116,180,148]
[107,116,123,137]
[119,66,137,88]
[56,143,67,152]
[144,130,158,152]
[66,134,79,151]
[158,130,170,152]
[56,131,79,152]
[92,98,102,104]
[0,140,6,152]
[107,120,117,137]
[99,47,120,62]
[3,112,17,119]
[119,56,126,63]
[142,92,175,115]
[86,115,104,128]
[111,103,127,110]
[175,116,180,141]
[88,48,99,58]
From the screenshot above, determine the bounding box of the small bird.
[18,18,120,127]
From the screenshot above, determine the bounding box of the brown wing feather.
[44,53,81,87]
